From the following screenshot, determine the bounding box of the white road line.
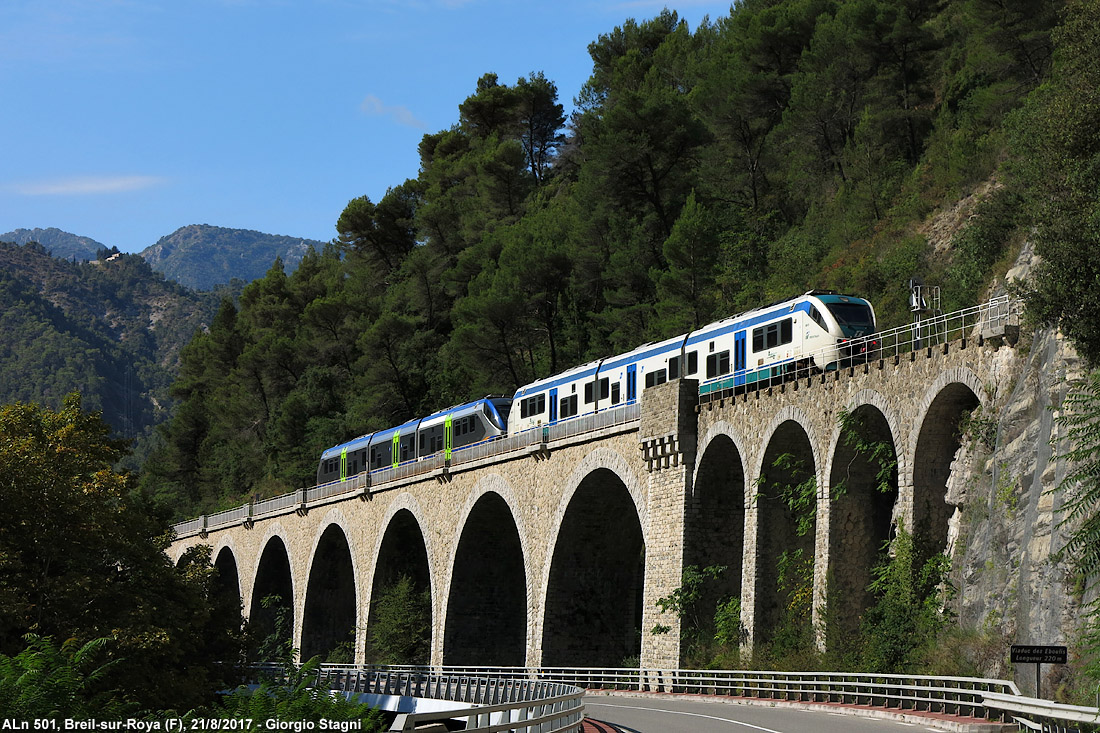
[585,702,787,733]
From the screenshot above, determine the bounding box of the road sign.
[1011,645,1068,664]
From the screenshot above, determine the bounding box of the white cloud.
[360,94,427,130]
[7,175,167,196]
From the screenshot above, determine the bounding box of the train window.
[826,302,874,333]
[611,382,621,404]
[706,350,730,378]
[520,394,545,419]
[687,351,698,375]
[810,306,826,329]
[668,356,680,380]
[559,395,579,419]
[753,318,794,351]
[584,378,610,403]
[645,369,668,389]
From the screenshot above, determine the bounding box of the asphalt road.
[584,694,958,733]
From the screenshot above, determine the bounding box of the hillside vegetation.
[0,242,221,466]
[144,0,1095,522]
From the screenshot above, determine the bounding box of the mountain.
[140,224,327,290]
[0,227,106,261]
[0,240,221,465]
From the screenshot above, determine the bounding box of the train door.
[340,447,348,482]
[444,415,453,461]
[734,331,747,386]
[549,388,558,423]
[391,430,400,468]
[626,364,637,403]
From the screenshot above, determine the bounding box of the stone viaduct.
[169,328,1014,670]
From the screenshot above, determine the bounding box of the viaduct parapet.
[170,327,1013,668]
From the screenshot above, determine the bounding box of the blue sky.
[1,0,732,254]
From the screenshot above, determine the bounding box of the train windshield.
[826,302,875,337]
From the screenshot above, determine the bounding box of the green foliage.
[1051,371,1100,682]
[764,549,817,664]
[859,525,953,672]
[0,396,246,712]
[0,636,134,719]
[366,576,430,665]
[836,408,899,497]
[1010,0,1100,366]
[759,453,818,537]
[201,657,384,731]
[942,187,1024,311]
[959,405,999,450]
[651,565,744,667]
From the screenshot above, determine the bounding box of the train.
[316,291,876,485]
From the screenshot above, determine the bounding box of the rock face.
[944,240,1090,693]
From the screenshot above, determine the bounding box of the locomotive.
[316,291,876,485]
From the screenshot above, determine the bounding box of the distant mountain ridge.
[2,224,328,290]
[140,224,326,290]
[0,227,105,261]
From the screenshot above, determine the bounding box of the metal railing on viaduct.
[315,664,1099,733]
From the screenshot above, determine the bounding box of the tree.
[516,72,566,184]
[655,191,721,335]
[366,576,430,665]
[1011,0,1100,365]
[0,395,245,711]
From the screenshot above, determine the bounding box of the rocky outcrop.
[944,240,1090,692]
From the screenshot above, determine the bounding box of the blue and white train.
[316,291,876,485]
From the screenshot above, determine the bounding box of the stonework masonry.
[171,332,1023,667]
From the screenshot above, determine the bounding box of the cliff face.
[943,241,1089,693]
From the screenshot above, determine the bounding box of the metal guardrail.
[983,692,1100,732]
[315,668,584,733]
[349,665,1015,719]
[320,664,1100,731]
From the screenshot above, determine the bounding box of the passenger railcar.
[316,397,511,485]
[507,291,876,432]
[317,291,875,483]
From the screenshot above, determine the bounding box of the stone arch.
[540,449,647,667]
[824,391,901,646]
[684,422,749,665]
[301,516,358,662]
[367,498,433,664]
[212,543,243,609]
[250,528,295,659]
[754,407,819,648]
[442,476,528,666]
[908,368,985,565]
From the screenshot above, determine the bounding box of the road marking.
[585,702,787,732]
